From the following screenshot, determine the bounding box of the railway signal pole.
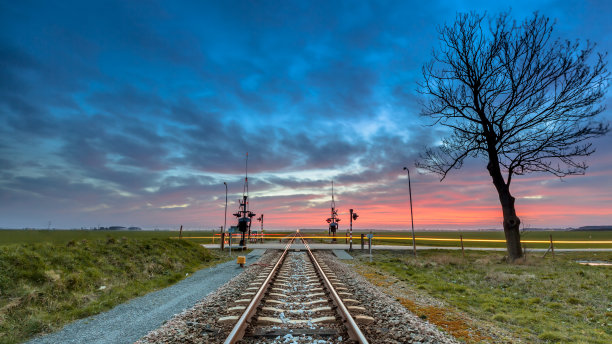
[257,214,264,243]
[349,209,358,252]
[233,153,256,248]
[326,181,340,243]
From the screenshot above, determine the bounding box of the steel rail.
[223,233,296,344]
[300,234,370,344]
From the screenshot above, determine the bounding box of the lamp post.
[403,167,417,257]
[223,182,228,252]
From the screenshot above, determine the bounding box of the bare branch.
[417,11,610,186]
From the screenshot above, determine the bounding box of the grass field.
[350,250,612,343]
[0,236,232,344]
[0,229,213,246]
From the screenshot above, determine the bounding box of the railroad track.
[220,233,372,343]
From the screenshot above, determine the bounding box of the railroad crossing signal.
[349,208,358,252]
[326,181,341,242]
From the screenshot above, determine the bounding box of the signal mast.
[325,181,340,242]
[233,153,256,247]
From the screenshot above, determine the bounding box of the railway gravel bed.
[318,251,459,344]
[137,249,459,343]
[236,250,356,344]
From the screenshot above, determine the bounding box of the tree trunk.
[487,161,523,261]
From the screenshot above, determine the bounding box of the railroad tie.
[257,316,336,325]
[347,305,366,312]
[282,277,319,283]
[227,305,247,313]
[261,306,332,313]
[218,315,240,323]
[354,315,375,324]
[269,299,327,306]
[268,292,286,297]
[301,299,329,306]
[271,282,289,287]
[342,298,359,305]
[264,299,284,304]
[304,292,325,298]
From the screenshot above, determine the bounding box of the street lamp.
[223,182,228,252]
[403,167,417,257]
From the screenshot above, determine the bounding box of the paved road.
[204,243,612,252]
[28,249,266,344]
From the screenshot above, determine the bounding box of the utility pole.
[403,167,417,257]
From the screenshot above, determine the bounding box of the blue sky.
[1,0,611,230]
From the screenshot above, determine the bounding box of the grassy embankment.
[350,250,611,343]
[0,235,231,344]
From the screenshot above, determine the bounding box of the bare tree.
[417,11,609,261]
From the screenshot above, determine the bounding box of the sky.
[1,0,611,231]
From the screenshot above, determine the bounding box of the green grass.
[0,237,231,344]
[0,229,220,246]
[352,250,612,343]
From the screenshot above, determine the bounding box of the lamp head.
[224,182,227,185]
[403,167,407,170]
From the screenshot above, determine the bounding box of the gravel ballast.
[318,251,458,344]
[137,249,459,344]
[27,250,266,344]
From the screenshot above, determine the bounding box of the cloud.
[0,1,610,229]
